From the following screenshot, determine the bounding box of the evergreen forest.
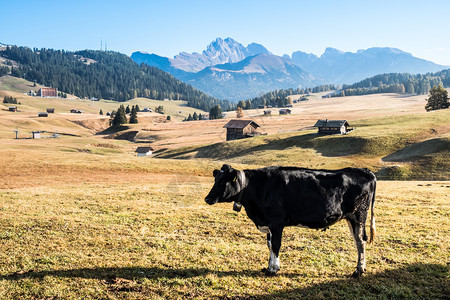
[0,46,233,111]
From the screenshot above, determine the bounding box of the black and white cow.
[205,164,376,277]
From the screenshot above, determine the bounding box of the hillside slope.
[185,54,325,101]
[0,46,232,111]
[156,110,450,180]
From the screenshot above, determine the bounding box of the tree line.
[331,70,450,98]
[0,46,234,112]
[242,84,337,108]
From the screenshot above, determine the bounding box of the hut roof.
[313,119,349,127]
[135,146,154,153]
[223,119,260,129]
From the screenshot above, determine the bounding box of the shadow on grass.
[1,263,447,298]
[193,133,368,160]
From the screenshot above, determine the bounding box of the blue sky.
[1,0,450,65]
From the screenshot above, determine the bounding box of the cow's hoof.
[262,268,279,276]
[350,269,365,278]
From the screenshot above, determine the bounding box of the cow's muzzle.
[205,197,218,205]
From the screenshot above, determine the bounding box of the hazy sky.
[2,0,450,65]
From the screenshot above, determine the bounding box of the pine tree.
[135,104,140,112]
[193,112,198,120]
[245,99,252,109]
[198,113,203,120]
[187,113,193,121]
[125,105,130,114]
[112,105,127,127]
[425,85,449,111]
[209,105,223,119]
[99,109,103,115]
[129,105,138,123]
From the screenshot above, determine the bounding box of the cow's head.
[205,164,244,205]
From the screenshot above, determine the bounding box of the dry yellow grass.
[0,79,448,298]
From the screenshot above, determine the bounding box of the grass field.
[0,169,448,299]
[0,76,449,298]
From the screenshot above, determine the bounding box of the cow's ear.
[213,169,219,177]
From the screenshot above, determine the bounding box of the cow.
[205,164,376,277]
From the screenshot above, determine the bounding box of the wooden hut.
[38,112,48,117]
[8,106,17,112]
[46,108,55,113]
[313,119,351,134]
[279,108,291,115]
[224,119,261,141]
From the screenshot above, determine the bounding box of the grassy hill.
[156,110,450,180]
[0,76,207,129]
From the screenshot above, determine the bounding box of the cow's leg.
[347,219,366,277]
[264,227,283,275]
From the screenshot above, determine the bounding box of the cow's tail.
[368,178,376,244]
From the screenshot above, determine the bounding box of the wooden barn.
[135,146,154,157]
[8,106,17,112]
[38,112,48,117]
[279,108,291,115]
[46,108,55,113]
[224,119,260,141]
[314,119,351,134]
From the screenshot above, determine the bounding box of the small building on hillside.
[224,119,261,141]
[46,108,55,113]
[135,146,154,157]
[32,131,41,139]
[70,109,83,114]
[37,88,58,97]
[38,112,48,117]
[8,106,17,112]
[264,110,272,115]
[279,108,291,115]
[313,119,351,135]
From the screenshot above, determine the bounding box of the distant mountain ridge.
[132,37,448,101]
[185,54,324,100]
[132,38,324,101]
[288,47,446,84]
[133,37,271,73]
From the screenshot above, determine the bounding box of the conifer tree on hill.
[425,85,449,111]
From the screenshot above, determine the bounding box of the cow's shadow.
[0,263,446,298]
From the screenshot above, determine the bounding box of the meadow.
[0,78,449,298]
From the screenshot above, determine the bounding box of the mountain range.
[132,37,447,101]
[287,47,446,84]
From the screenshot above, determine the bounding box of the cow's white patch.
[257,226,270,233]
[267,239,280,273]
